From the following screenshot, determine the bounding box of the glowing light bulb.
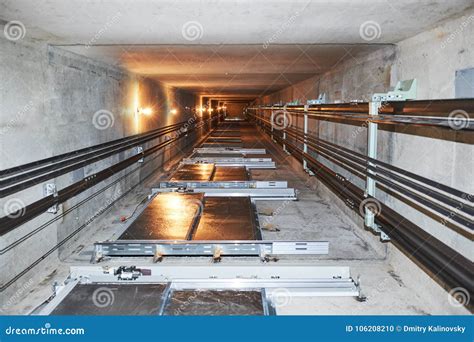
[141,107,153,116]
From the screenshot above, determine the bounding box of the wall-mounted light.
[137,107,153,116]
[170,108,178,115]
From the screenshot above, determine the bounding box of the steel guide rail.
[0,119,208,197]
[252,115,474,307]
[0,117,214,236]
[251,113,473,233]
[249,99,474,130]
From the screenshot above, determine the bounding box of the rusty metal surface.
[212,166,249,181]
[119,193,204,240]
[164,290,264,315]
[192,153,245,158]
[51,284,167,315]
[211,131,241,137]
[170,164,215,181]
[201,142,242,148]
[193,197,257,240]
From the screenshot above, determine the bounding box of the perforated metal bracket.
[43,183,58,214]
[307,93,326,105]
[372,79,417,102]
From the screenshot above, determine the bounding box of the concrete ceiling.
[61,44,387,96]
[1,0,471,98]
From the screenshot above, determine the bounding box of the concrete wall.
[0,37,202,306]
[257,10,473,262]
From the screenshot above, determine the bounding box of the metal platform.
[212,166,249,181]
[37,265,359,315]
[119,193,204,240]
[169,163,215,181]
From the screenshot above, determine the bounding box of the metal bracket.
[372,79,417,102]
[136,146,144,163]
[92,240,329,261]
[307,93,326,105]
[43,183,58,214]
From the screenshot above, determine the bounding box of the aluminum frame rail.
[181,157,276,169]
[36,265,358,315]
[248,108,474,309]
[92,240,329,262]
[152,180,297,200]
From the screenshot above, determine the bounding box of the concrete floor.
[6,123,468,315]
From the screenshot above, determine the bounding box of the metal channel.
[93,240,329,258]
[152,188,297,200]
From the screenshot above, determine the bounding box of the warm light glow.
[217,106,222,111]
[141,107,153,116]
[170,108,178,115]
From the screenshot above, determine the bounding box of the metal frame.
[152,180,297,200]
[194,147,266,155]
[92,240,329,262]
[36,265,359,315]
[181,157,275,169]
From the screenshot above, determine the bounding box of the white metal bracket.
[307,93,326,105]
[136,146,144,163]
[44,183,58,214]
[372,79,417,102]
